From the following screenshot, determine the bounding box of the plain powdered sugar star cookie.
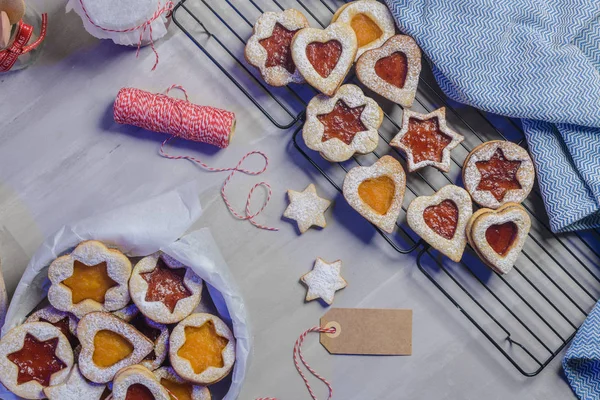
[301,258,347,306]
[283,184,332,234]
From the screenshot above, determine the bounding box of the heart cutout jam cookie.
[463,140,535,209]
[343,155,406,233]
[407,185,473,262]
[356,35,422,107]
[390,108,464,172]
[331,0,396,60]
[48,240,132,318]
[0,322,74,399]
[291,22,357,96]
[77,312,154,383]
[112,365,171,400]
[129,252,203,324]
[245,9,310,86]
[169,313,235,385]
[153,367,211,400]
[303,84,383,162]
[467,203,531,274]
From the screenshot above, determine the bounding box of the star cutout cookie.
[301,258,347,305]
[475,148,522,201]
[8,333,66,386]
[44,365,106,400]
[283,184,332,234]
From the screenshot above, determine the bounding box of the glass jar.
[0,5,46,72]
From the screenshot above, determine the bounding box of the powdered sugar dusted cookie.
[129,252,203,324]
[300,258,347,306]
[356,34,421,107]
[245,9,310,86]
[390,108,464,173]
[463,141,535,209]
[407,185,472,262]
[48,240,132,318]
[169,313,235,385]
[284,183,332,233]
[44,364,106,400]
[343,155,406,233]
[291,22,357,96]
[303,84,383,162]
[26,306,80,353]
[112,365,170,400]
[0,322,74,399]
[154,367,212,400]
[77,312,154,384]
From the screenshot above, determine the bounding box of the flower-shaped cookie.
[169,313,236,385]
[44,364,106,400]
[129,252,203,324]
[112,365,170,400]
[463,141,535,209]
[291,22,357,96]
[26,306,80,354]
[356,34,422,107]
[245,9,310,86]
[407,185,473,262]
[303,84,383,162]
[390,108,464,172]
[77,312,154,384]
[154,367,212,400]
[48,240,132,318]
[0,322,74,399]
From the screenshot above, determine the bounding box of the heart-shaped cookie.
[467,203,531,274]
[356,35,422,107]
[291,22,357,96]
[112,365,170,400]
[407,185,473,262]
[343,156,406,233]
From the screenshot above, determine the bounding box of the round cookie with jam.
[26,306,80,355]
[154,366,212,400]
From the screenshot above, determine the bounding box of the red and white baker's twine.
[256,326,336,400]
[78,0,174,70]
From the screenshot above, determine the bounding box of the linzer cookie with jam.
[390,108,464,173]
[331,0,396,60]
[303,84,383,162]
[407,185,473,262]
[0,322,74,399]
[154,366,212,400]
[356,35,421,107]
[463,140,535,209]
[111,364,171,400]
[245,9,310,86]
[343,156,406,233]
[26,306,80,354]
[291,22,358,96]
[44,364,106,400]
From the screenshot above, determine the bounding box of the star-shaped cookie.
[301,258,347,305]
[475,148,522,201]
[44,365,106,400]
[283,184,332,234]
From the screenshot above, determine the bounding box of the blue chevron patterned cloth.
[385,0,600,233]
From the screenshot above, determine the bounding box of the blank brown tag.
[320,308,412,355]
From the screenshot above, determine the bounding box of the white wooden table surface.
[0,1,579,399]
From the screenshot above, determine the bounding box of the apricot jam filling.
[259,23,299,73]
[62,260,118,304]
[177,321,229,375]
[423,200,459,240]
[485,221,518,256]
[161,378,193,400]
[375,52,408,88]
[351,14,382,47]
[306,40,342,78]
[475,149,522,202]
[358,176,396,215]
[92,330,134,367]
[317,100,366,145]
[400,117,452,164]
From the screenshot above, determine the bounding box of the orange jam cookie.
[245,9,310,86]
[390,108,464,173]
[169,313,235,385]
[48,241,132,318]
[331,0,396,60]
[356,35,422,107]
[26,306,80,352]
[303,84,382,162]
[343,156,406,233]
[112,365,170,400]
[0,322,74,399]
[44,364,106,400]
[291,22,357,96]
[77,312,153,383]
[153,367,211,400]
[407,185,473,262]
[129,253,203,324]
[463,141,535,209]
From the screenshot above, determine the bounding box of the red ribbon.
[0,13,48,72]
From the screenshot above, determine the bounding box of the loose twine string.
[256,326,336,400]
[78,0,174,70]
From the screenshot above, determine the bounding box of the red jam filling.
[130,313,161,362]
[375,52,408,88]
[141,259,192,313]
[400,117,452,164]
[7,333,66,386]
[40,317,79,350]
[485,221,518,256]
[259,23,299,74]
[125,383,155,400]
[475,148,522,202]
[306,40,342,78]
[423,200,459,240]
[317,100,366,145]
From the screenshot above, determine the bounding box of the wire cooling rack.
[172,0,600,376]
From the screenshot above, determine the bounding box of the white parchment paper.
[0,181,250,400]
